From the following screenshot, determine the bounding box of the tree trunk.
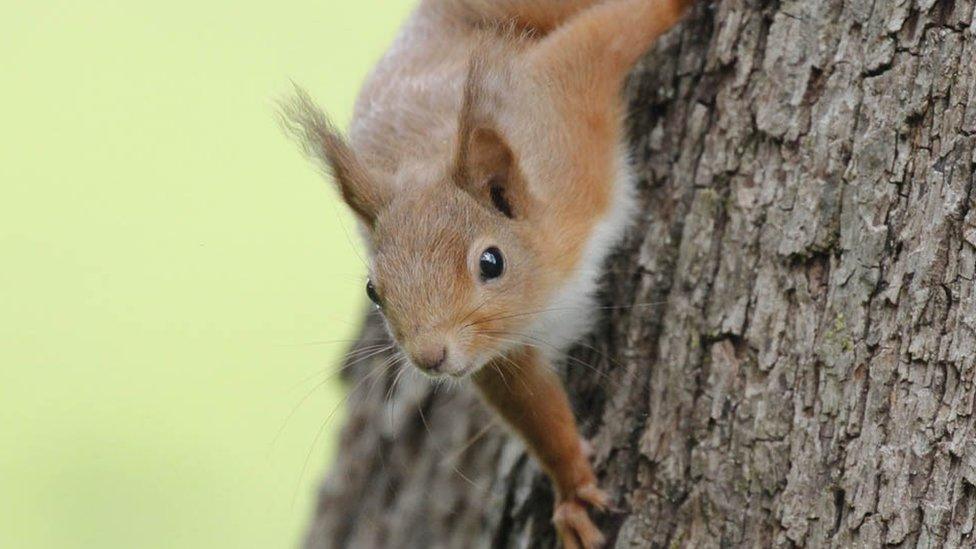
[304,1,976,546]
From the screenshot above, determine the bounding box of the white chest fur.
[528,146,639,357]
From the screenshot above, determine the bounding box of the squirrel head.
[282,28,628,377]
[365,172,547,377]
[282,67,561,377]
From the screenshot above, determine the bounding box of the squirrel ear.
[454,126,531,219]
[280,87,388,226]
[453,52,534,219]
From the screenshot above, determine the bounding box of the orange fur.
[475,349,597,499]
[283,1,692,546]
[474,348,609,548]
[431,0,604,32]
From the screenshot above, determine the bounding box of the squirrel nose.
[411,346,447,373]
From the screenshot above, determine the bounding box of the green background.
[1,1,413,547]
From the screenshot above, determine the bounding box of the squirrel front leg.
[528,0,693,108]
[473,347,608,549]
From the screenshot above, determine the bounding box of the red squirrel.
[283,1,692,546]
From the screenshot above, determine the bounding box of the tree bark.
[304,1,976,546]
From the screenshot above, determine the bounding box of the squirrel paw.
[576,483,610,511]
[553,484,609,549]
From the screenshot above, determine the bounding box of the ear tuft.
[278,85,388,225]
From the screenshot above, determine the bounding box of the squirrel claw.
[577,483,610,511]
[554,498,606,549]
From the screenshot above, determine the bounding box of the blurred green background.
[1,1,413,547]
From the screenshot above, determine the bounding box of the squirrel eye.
[479,247,504,281]
[365,279,382,307]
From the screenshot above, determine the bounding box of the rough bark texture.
[305,1,976,547]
